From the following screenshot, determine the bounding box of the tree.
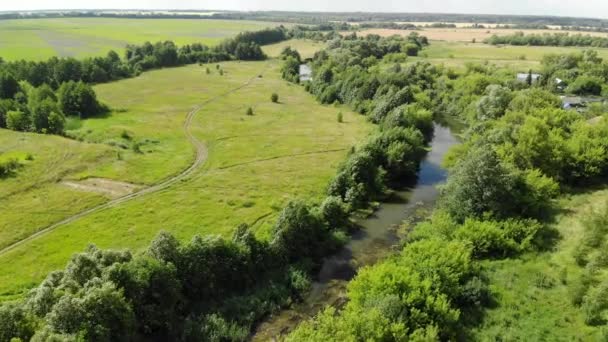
[30,98,60,133]
[47,111,66,134]
[526,69,533,86]
[246,107,253,116]
[0,304,35,342]
[6,110,30,131]
[271,93,279,103]
[281,56,300,83]
[440,146,518,222]
[0,72,20,99]
[402,43,420,56]
[337,111,343,123]
[475,85,512,121]
[57,81,101,118]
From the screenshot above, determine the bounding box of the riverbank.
[252,123,460,340]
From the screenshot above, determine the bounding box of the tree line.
[0,26,298,135]
[485,31,608,48]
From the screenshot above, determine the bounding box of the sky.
[2,0,608,19]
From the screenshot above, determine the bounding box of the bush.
[337,111,343,123]
[271,93,279,103]
[245,107,253,116]
[5,110,30,131]
[0,158,20,177]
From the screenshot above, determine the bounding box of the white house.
[299,64,312,82]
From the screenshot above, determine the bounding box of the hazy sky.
[2,1,608,19]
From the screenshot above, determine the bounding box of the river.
[252,123,460,341]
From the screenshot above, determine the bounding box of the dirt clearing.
[61,178,141,199]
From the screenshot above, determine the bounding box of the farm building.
[299,64,312,82]
[516,72,540,83]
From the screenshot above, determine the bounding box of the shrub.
[6,110,30,131]
[271,93,279,103]
[246,107,253,116]
[337,111,343,123]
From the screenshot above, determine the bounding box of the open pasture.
[409,41,608,71]
[262,39,325,59]
[0,59,371,299]
[0,18,283,60]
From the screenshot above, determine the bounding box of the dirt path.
[0,66,267,257]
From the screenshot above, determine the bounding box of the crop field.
[0,60,371,299]
[470,188,608,341]
[0,18,284,60]
[356,27,608,43]
[408,41,608,71]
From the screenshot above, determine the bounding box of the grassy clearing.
[262,39,325,59]
[0,18,284,60]
[468,188,608,341]
[0,59,371,300]
[409,41,608,71]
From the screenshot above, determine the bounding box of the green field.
[0,18,284,61]
[262,39,325,59]
[0,59,371,299]
[468,188,608,340]
[411,41,608,71]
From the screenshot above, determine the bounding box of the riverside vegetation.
[1,23,608,342]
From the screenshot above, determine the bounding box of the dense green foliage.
[0,197,351,341]
[288,37,608,339]
[281,33,435,209]
[486,32,608,48]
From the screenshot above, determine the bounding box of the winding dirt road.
[0,67,266,257]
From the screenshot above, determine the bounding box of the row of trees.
[0,196,354,341]
[0,75,103,134]
[485,32,608,48]
[0,26,300,135]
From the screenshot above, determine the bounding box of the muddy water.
[252,123,460,341]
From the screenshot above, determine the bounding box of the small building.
[516,73,540,83]
[299,64,312,82]
[560,96,604,110]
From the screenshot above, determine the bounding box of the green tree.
[57,81,101,118]
[271,93,279,103]
[0,72,21,99]
[6,110,30,131]
[441,146,518,222]
[475,85,512,121]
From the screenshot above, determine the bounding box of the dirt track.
[0,66,267,257]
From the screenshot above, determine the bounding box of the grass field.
[409,41,608,71]
[0,59,372,300]
[468,188,608,340]
[262,39,325,59]
[0,18,284,60]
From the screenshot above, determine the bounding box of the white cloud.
[1,0,608,19]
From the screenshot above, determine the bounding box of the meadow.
[262,39,325,59]
[0,18,284,60]
[0,59,371,299]
[410,41,608,71]
[469,188,608,340]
